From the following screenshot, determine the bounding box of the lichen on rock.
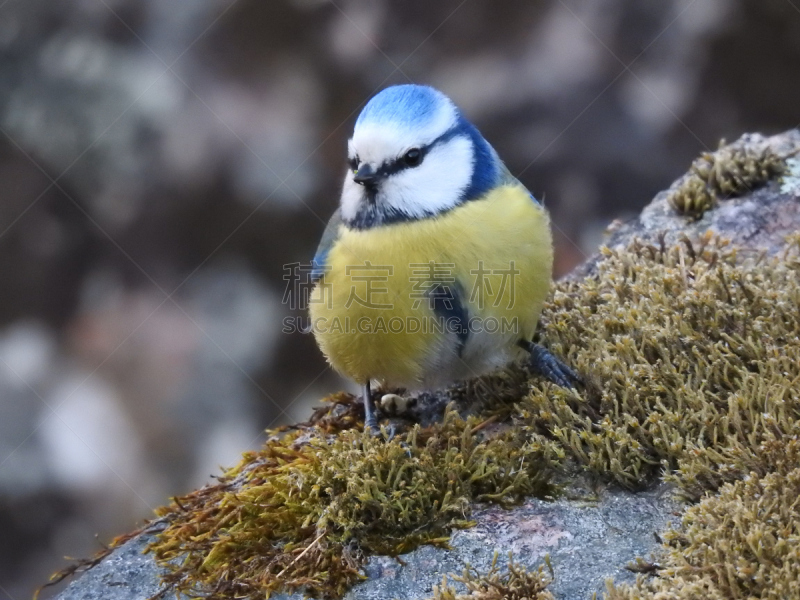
[780,156,800,196]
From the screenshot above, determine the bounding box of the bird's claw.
[527,344,580,389]
[362,421,411,456]
[364,414,380,435]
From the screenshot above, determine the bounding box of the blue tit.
[309,84,578,430]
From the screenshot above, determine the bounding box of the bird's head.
[340,84,501,229]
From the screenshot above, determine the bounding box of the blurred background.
[0,0,799,597]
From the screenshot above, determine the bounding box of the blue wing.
[429,281,469,356]
[311,208,343,283]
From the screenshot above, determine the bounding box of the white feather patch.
[380,136,473,218]
[340,174,365,222]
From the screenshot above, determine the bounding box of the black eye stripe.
[373,124,464,177]
[377,149,426,177]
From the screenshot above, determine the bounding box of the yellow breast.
[309,184,553,387]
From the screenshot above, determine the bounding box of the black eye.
[348,156,359,171]
[403,148,422,167]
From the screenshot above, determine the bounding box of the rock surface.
[332,483,677,600]
[56,483,678,600]
[574,130,800,279]
[54,129,800,600]
[55,533,164,600]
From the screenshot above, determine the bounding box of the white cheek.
[340,173,364,222]
[382,137,474,218]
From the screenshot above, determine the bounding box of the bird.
[308,84,578,431]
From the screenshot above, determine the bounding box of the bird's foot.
[365,420,381,436]
[364,417,411,455]
[361,384,412,454]
[362,382,382,435]
[522,342,580,389]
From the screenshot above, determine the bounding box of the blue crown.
[355,85,451,129]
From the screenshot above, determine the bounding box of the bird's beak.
[353,163,379,187]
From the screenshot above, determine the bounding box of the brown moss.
[530,231,800,600]
[35,529,145,600]
[667,140,786,217]
[146,404,556,599]
[427,553,555,600]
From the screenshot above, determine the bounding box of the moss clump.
[426,553,555,600]
[528,232,800,498]
[605,440,800,600]
[668,140,786,217]
[146,403,556,599]
[528,231,800,599]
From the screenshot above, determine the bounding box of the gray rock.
[56,532,166,600]
[342,483,678,600]
[573,130,800,280]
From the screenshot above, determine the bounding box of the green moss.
[605,440,800,600]
[531,232,800,498]
[425,553,555,600]
[667,140,786,217]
